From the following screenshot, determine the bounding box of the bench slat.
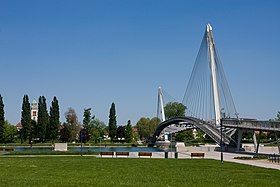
[191,153,205,158]
[138,152,152,158]
[116,152,129,157]
[100,152,114,157]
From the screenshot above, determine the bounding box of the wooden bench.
[100,152,114,157]
[191,153,205,158]
[138,152,152,158]
[116,152,129,157]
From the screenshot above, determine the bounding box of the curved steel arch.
[149,116,233,147]
[149,116,202,146]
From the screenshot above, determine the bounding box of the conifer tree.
[125,120,133,143]
[37,96,49,142]
[0,94,4,143]
[108,102,117,141]
[21,95,31,143]
[47,96,60,142]
[83,108,92,131]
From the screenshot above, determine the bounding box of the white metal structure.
[158,87,169,140]
[158,87,166,122]
[206,24,221,126]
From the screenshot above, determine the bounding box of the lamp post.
[220,118,223,163]
[80,129,84,156]
[80,131,82,156]
[170,133,173,158]
[220,108,225,163]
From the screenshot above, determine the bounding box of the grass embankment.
[0,157,279,187]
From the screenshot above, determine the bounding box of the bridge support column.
[236,129,243,151]
[255,130,262,154]
[253,131,257,152]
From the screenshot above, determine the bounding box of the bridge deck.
[222,118,280,132]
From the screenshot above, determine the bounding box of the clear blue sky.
[0,0,279,125]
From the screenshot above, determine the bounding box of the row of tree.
[59,103,133,143]
[21,95,60,143]
[0,94,135,144]
[0,95,194,144]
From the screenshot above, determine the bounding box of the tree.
[89,118,106,143]
[47,96,60,142]
[136,117,160,141]
[60,123,71,142]
[37,96,49,142]
[65,107,80,142]
[125,120,133,143]
[3,121,17,143]
[21,95,31,143]
[175,130,194,142]
[117,126,125,139]
[277,111,280,121]
[108,102,117,141]
[83,108,95,132]
[0,94,4,143]
[164,102,187,119]
[30,120,36,143]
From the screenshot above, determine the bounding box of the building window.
[32,111,37,117]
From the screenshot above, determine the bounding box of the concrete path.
[105,151,280,170]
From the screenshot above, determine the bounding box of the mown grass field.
[0,156,279,187]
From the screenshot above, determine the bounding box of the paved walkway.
[100,151,280,170]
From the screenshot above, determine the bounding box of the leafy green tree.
[47,96,60,142]
[277,111,280,121]
[136,117,160,141]
[125,120,133,143]
[37,96,49,142]
[21,95,31,143]
[89,118,106,143]
[164,102,186,119]
[108,102,117,141]
[0,94,4,143]
[175,130,194,142]
[267,112,280,141]
[65,107,80,142]
[91,118,107,130]
[3,121,17,143]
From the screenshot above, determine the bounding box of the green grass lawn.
[0,157,279,187]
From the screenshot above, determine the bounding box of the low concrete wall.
[54,143,67,151]
[242,144,280,154]
[177,145,219,153]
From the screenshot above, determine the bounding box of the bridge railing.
[222,118,280,131]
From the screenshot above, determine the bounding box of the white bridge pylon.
[157,87,168,141]
[157,24,238,141]
[183,24,238,125]
[207,24,221,126]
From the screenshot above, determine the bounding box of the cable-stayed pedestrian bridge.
[149,24,280,153]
